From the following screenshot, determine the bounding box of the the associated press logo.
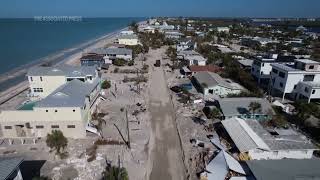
[34,16,82,22]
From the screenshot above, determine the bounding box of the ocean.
[0,17,143,91]
[0,18,143,75]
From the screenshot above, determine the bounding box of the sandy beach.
[0,27,126,106]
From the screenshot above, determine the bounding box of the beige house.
[27,65,98,99]
[117,34,139,46]
[0,66,101,139]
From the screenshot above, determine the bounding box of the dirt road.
[146,48,186,180]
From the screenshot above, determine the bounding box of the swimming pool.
[18,101,37,110]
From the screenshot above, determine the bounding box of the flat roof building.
[222,118,316,160]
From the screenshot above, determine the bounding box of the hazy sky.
[1,0,319,18]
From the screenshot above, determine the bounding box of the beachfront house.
[222,118,317,160]
[117,34,139,46]
[0,77,101,139]
[216,97,273,120]
[165,30,184,40]
[0,157,24,180]
[90,48,133,63]
[27,65,98,99]
[80,53,105,67]
[192,72,243,97]
[271,59,320,102]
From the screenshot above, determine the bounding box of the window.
[280,83,283,88]
[67,125,76,128]
[46,110,48,112]
[40,76,43,81]
[30,77,33,81]
[294,85,297,89]
[279,72,285,78]
[309,65,314,69]
[312,90,316,94]
[33,88,43,93]
[262,63,265,67]
[303,75,315,82]
[4,126,12,129]
[51,125,59,129]
[55,110,58,112]
[272,69,278,74]
[73,109,75,112]
[36,125,44,129]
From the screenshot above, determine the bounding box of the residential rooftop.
[218,98,273,117]
[27,64,97,77]
[0,157,23,180]
[295,59,320,64]
[247,159,320,180]
[194,72,240,90]
[36,78,99,108]
[80,53,105,61]
[222,118,316,153]
[90,47,132,56]
[118,34,138,39]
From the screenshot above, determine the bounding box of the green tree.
[102,164,129,180]
[210,108,221,119]
[46,130,68,155]
[101,80,111,89]
[113,59,127,66]
[249,102,262,115]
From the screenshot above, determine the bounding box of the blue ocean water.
[0,18,143,74]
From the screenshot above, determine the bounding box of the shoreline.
[0,25,129,105]
[0,26,127,92]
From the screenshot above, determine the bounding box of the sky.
[0,0,320,18]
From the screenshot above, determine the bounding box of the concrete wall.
[0,106,88,138]
[249,149,314,160]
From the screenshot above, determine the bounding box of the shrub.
[128,61,134,66]
[46,130,68,156]
[113,58,127,66]
[101,80,111,89]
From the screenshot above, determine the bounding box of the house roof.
[299,81,320,89]
[0,157,23,180]
[247,159,320,180]
[295,59,320,64]
[118,34,138,39]
[27,64,96,77]
[218,97,273,117]
[189,65,222,73]
[90,48,132,56]
[194,72,238,89]
[80,53,105,61]
[271,63,299,72]
[222,118,316,152]
[36,78,99,108]
[237,59,253,67]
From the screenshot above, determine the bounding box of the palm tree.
[248,102,262,117]
[102,164,129,180]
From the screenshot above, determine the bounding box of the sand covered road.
[146,48,186,180]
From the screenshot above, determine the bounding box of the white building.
[222,118,317,160]
[176,39,196,52]
[120,30,134,35]
[271,59,320,102]
[177,50,207,66]
[117,34,139,46]
[193,72,242,97]
[27,65,98,99]
[165,31,184,39]
[216,27,230,33]
[90,47,133,62]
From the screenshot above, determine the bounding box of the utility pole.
[126,108,131,149]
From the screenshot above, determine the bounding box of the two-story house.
[271,59,320,102]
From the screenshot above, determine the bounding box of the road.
[146,48,186,180]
